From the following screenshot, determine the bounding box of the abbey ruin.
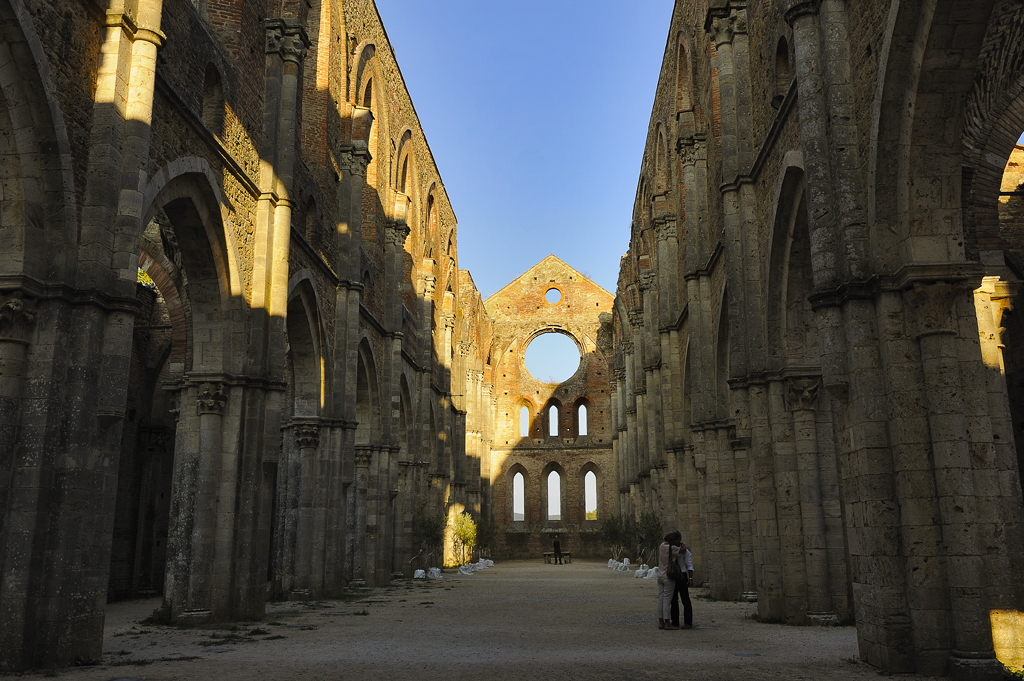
[0,0,1023,678]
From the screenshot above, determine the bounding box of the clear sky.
[375,0,677,300]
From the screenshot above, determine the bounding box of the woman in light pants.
[657,530,681,629]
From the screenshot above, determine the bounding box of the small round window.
[545,288,562,304]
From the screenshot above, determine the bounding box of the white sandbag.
[622,558,630,566]
[645,568,659,579]
[482,559,494,567]
[458,564,475,575]
[413,569,426,579]
[635,568,647,578]
[608,559,616,568]
[617,563,630,572]
[427,567,442,579]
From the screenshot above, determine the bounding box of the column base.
[807,612,839,626]
[175,609,212,626]
[742,591,758,602]
[949,652,1005,681]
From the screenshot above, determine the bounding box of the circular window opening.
[524,332,580,384]
[545,288,562,304]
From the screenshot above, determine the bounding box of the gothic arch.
[286,277,325,419]
[506,462,530,524]
[868,0,1000,268]
[714,283,730,418]
[541,461,567,522]
[0,0,78,281]
[766,161,816,369]
[141,163,245,374]
[355,337,380,446]
[579,461,601,521]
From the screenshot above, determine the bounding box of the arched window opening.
[202,64,224,137]
[400,156,409,194]
[547,470,561,520]
[775,38,791,97]
[585,471,598,520]
[520,406,530,437]
[548,405,558,437]
[513,472,525,521]
[362,79,373,108]
[676,41,692,113]
[578,404,588,436]
[423,193,436,258]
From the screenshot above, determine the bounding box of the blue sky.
[375,0,677,300]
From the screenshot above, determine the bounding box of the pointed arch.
[286,274,326,417]
[580,461,601,522]
[507,462,530,523]
[355,338,380,446]
[0,0,78,281]
[542,461,567,521]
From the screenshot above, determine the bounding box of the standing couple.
[656,530,693,630]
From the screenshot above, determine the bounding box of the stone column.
[292,422,320,595]
[351,447,372,584]
[908,283,1003,679]
[787,378,834,623]
[0,293,36,669]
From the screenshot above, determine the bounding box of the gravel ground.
[32,560,929,681]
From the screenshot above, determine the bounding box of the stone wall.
[0,0,493,671]
[615,1,1024,679]
[485,256,615,558]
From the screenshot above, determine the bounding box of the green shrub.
[451,512,477,565]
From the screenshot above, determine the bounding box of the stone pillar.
[908,283,1003,680]
[0,293,37,669]
[787,378,834,623]
[352,447,371,584]
[292,422,320,595]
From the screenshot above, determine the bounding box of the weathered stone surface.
[615,0,1024,677]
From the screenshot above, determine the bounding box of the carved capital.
[196,382,228,415]
[678,136,708,166]
[785,0,822,26]
[441,314,456,330]
[907,282,958,338]
[386,223,411,248]
[338,149,370,177]
[456,341,473,357]
[628,310,645,328]
[168,392,182,422]
[710,10,744,46]
[354,447,373,468]
[620,340,634,355]
[657,220,678,241]
[638,271,657,292]
[422,275,437,296]
[265,19,310,64]
[0,292,37,344]
[294,424,320,449]
[612,368,626,381]
[787,378,821,411]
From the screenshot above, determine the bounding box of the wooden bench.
[542,551,572,564]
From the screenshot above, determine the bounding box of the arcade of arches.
[0,0,1023,679]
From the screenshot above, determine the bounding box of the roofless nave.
[1,0,1023,678]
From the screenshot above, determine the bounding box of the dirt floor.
[33,560,933,681]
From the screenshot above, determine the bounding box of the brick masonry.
[615,1,1024,679]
